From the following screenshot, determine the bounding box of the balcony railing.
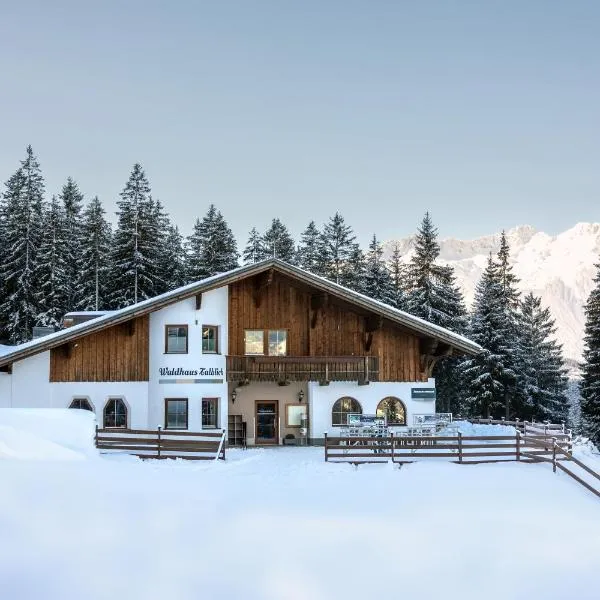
[226,355,379,384]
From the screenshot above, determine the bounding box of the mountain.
[384,223,600,364]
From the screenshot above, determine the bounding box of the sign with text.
[411,387,436,400]
[347,414,385,427]
[159,367,224,377]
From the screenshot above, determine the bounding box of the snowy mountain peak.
[384,223,600,362]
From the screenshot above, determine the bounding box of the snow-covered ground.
[0,411,599,600]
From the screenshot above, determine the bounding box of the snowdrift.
[0,408,98,460]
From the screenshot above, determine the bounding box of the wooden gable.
[50,315,149,382]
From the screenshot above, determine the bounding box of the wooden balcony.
[226,355,379,385]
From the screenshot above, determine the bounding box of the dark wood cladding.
[50,316,149,382]
[228,272,426,382]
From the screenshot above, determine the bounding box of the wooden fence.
[324,431,599,499]
[95,426,226,460]
[324,432,564,464]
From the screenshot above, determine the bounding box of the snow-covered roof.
[0,259,481,367]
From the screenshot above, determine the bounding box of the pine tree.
[296,221,323,274]
[110,164,161,307]
[185,205,238,282]
[0,146,45,343]
[519,292,569,422]
[319,213,357,284]
[80,196,112,311]
[461,255,514,418]
[340,244,366,293]
[160,225,187,291]
[59,177,85,310]
[406,212,463,329]
[363,235,395,304]
[387,242,408,310]
[149,198,173,295]
[262,218,295,263]
[36,196,68,328]
[580,264,600,444]
[243,227,265,264]
[494,231,521,417]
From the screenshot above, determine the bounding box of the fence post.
[390,432,394,464]
[157,426,162,459]
[458,431,463,464]
[516,430,521,462]
[222,429,226,460]
[552,437,557,473]
[95,424,99,448]
[324,432,328,462]
[515,417,520,434]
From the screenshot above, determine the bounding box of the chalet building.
[0,260,480,445]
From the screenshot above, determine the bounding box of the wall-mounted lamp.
[298,390,305,403]
[231,389,237,404]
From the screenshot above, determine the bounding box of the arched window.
[332,397,362,427]
[69,398,94,412]
[103,398,128,429]
[376,397,406,426]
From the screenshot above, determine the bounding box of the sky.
[0,0,599,247]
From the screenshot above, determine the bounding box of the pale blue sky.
[0,1,598,246]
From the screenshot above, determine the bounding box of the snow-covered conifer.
[36,196,68,328]
[296,221,323,274]
[80,196,112,311]
[109,164,161,307]
[363,235,395,304]
[0,146,45,342]
[518,292,569,422]
[59,177,85,310]
[243,228,265,264]
[319,213,357,284]
[262,218,295,263]
[580,264,600,444]
[186,204,238,281]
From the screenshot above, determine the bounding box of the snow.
[0,408,97,459]
[0,413,599,600]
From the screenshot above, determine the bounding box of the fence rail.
[95,426,226,460]
[324,427,600,499]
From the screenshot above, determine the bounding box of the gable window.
[202,325,218,354]
[244,330,264,355]
[165,325,188,354]
[104,398,128,429]
[244,329,288,356]
[165,399,188,430]
[69,398,94,412]
[332,397,362,427]
[268,330,287,356]
[376,397,406,426]
[202,398,219,429]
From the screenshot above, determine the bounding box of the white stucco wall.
[50,382,149,429]
[10,352,52,408]
[0,373,12,407]
[148,286,229,432]
[308,379,436,440]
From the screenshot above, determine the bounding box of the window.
[244,329,288,355]
[202,398,219,428]
[244,330,264,355]
[69,398,93,412]
[376,397,406,426]
[165,325,188,354]
[332,397,362,427]
[104,398,127,428]
[268,330,287,356]
[202,325,218,354]
[165,399,188,430]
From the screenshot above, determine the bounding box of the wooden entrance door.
[255,401,279,445]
